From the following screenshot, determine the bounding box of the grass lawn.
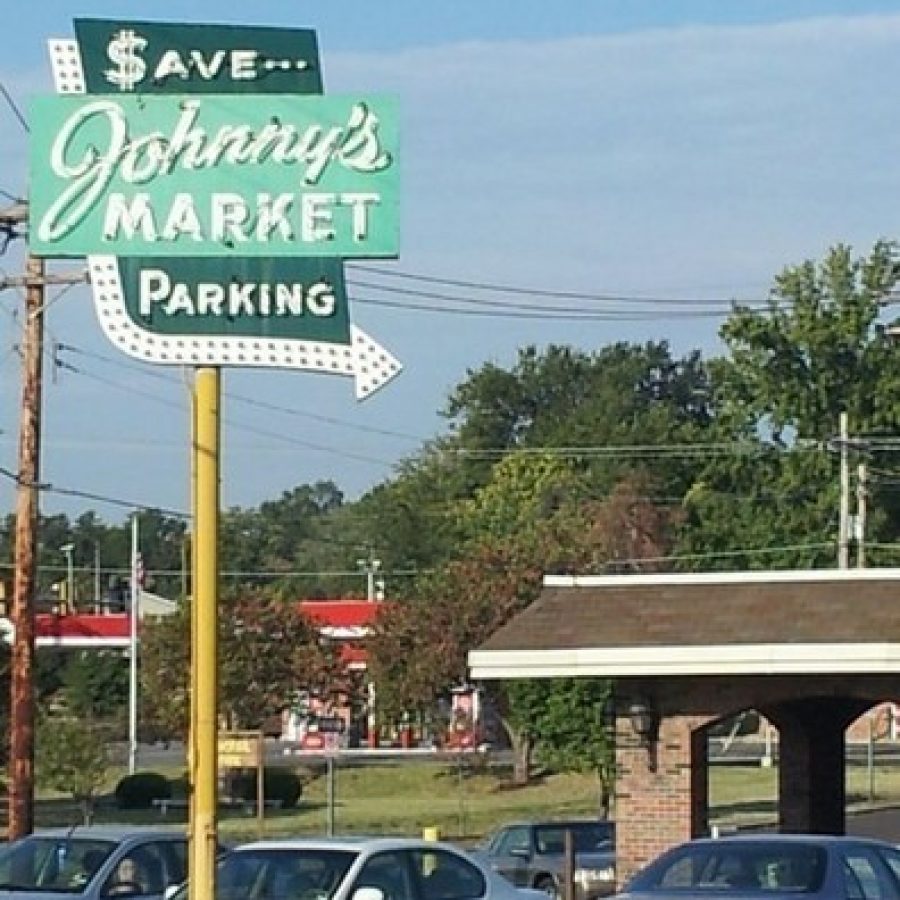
[26,756,900,844]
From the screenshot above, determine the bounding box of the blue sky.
[2,1,899,524]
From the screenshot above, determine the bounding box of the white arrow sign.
[86,255,402,398]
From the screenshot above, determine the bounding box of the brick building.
[469,568,900,886]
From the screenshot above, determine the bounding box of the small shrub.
[232,767,302,809]
[114,771,171,809]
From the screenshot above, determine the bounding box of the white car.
[170,836,546,900]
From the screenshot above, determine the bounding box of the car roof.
[676,834,895,848]
[30,827,185,841]
[233,837,465,854]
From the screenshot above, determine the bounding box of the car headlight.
[575,867,615,885]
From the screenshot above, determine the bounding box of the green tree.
[62,650,129,721]
[528,678,615,816]
[140,594,342,738]
[680,241,900,568]
[366,471,673,786]
[36,716,111,825]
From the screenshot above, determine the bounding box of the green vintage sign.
[117,256,349,341]
[29,93,399,258]
[73,19,322,95]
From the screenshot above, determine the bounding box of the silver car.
[169,836,545,900]
[0,827,188,900]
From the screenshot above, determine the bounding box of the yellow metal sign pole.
[188,384,199,900]
[193,367,220,900]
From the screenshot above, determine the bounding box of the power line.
[451,442,826,460]
[0,81,28,133]
[348,276,737,313]
[600,541,835,569]
[350,263,753,307]
[54,356,399,466]
[350,291,763,321]
[59,343,426,444]
[0,464,188,518]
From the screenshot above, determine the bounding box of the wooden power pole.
[8,252,45,838]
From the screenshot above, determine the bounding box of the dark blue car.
[618,835,900,900]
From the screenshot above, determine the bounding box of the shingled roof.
[468,569,900,679]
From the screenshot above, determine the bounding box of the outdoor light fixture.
[629,700,659,770]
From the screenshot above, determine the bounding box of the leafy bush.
[232,766,302,809]
[114,770,171,809]
[37,716,111,825]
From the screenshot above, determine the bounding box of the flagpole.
[128,513,140,774]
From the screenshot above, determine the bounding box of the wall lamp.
[629,700,659,770]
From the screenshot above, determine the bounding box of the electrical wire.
[350,292,765,321]
[348,276,737,312]
[350,264,759,307]
[59,343,426,444]
[600,541,835,568]
[56,357,399,466]
[0,463,187,517]
[0,81,28,133]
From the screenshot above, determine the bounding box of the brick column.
[775,699,853,834]
[615,711,711,887]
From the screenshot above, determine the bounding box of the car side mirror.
[510,848,530,860]
[353,888,385,900]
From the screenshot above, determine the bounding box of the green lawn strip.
[31,758,900,840]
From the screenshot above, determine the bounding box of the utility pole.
[128,514,140,774]
[857,462,867,569]
[9,252,45,839]
[357,555,384,602]
[1,199,85,838]
[838,412,850,569]
[60,543,74,611]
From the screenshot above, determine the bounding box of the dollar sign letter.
[105,29,148,91]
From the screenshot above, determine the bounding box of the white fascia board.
[35,637,131,649]
[468,643,900,679]
[543,568,900,588]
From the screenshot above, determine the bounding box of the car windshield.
[0,837,116,893]
[535,823,615,855]
[631,841,828,893]
[171,848,358,900]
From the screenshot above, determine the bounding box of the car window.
[878,847,900,889]
[103,844,167,897]
[634,842,827,893]
[408,849,486,900]
[158,841,188,888]
[535,824,613,855]
[495,828,531,857]
[0,837,116,892]
[844,850,899,900]
[353,852,415,900]
[214,848,357,900]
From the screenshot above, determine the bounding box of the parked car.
[477,820,616,900]
[617,834,900,900]
[168,836,547,900]
[0,827,188,900]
